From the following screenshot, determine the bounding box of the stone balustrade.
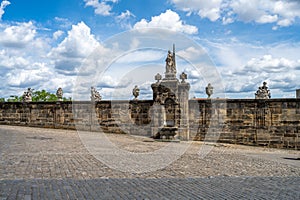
[0,98,299,149]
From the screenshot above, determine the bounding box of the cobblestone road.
[1,177,299,200]
[1,125,299,199]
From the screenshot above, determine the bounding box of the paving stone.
[0,126,299,199]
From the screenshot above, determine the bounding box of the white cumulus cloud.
[202,38,300,97]
[170,0,300,28]
[6,62,51,87]
[170,0,222,21]
[0,50,29,69]
[115,10,135,29]
[0,21,36,48]
[256,14,278,24]
[0,0,10,20]
[133,9,198,34]
[229,0,300,27]
[84,0,118,16]
[223,54,300,95]
[116,10,134,20]
[53,30,64,40]
[49,21,100,75]
[244,55,297,73]
[177,46,205,62]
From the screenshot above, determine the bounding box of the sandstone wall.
[0,99,299,149]
[189,99,300,149]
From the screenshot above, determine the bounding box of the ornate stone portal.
[151,45,190,140]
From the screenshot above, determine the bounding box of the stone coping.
[1,98,299,105]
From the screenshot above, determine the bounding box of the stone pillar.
[55,102,64,128]
[90,101,99,132]
[151,82,159,101]
[296,89,300,98]
[151,103,165,138]
[178,80,190,140]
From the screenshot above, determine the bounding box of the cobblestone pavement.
[1,177,299,200]
[1,125,299,199]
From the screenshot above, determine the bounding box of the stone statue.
[205,83,213,98]
[132,85,140,100]
[56,87,63,101]
[165,50,176,74]
[255,82,271,99]
[166,50,173,72]
[91,86,102,102]
[22,88,33,102]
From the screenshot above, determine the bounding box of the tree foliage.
[2,89,71,102]
[32,90,58,102]
[7,96,22,102]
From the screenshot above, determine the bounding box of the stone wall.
[0,99,299,149]
[0,100,154,135]
[189,99,300,149]
[0,102,75,129]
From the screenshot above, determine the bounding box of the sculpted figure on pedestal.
[255,82,271,99]
[205,83,213,98]
[56,87,63,101]
[132,85,140,100]
[91,86,102,102]
[22,88,33,102]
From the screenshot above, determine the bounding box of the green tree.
[7,89,72,102]
[32,90,58,102]
[32,89,72,102]
[62,97,72,101]
[7,95,22,102]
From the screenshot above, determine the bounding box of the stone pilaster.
[296,89,300,99]
[178,81,190,140]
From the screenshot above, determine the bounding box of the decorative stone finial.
[56,87,63,101]
[255,82,271,99]
[180,72,187,83]
[155,73,162,83]
[132,85,140,100]
[205,83,213,98]
[91,86,102,102]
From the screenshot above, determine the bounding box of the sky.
[0,0,300,100]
